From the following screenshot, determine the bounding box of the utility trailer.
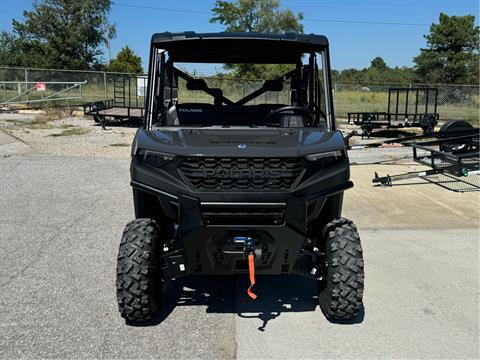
[372,121,479,192]
[348,87,439,137]
[82,74,146,127]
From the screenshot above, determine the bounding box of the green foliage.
[414,13,479,84]
[105,46,143,74]
[370,57,387,70]
[0,32,25,66]
[0,0,116,69]
[220,63,295,80]
[333,57,415,84]
[210,0,303,32]
[210,0,303,79]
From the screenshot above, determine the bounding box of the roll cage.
[144,32,336,130]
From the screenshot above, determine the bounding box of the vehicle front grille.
[201,204,286,225]
[179,157,305,191]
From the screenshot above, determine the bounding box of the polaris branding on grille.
[179,157,305,191]
[196,167,283,179]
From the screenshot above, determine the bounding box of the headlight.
[306,150,343,161]
[137,149,175,168]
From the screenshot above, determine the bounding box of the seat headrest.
[186,79,207,91]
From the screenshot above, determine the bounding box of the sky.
[1,0,479,74]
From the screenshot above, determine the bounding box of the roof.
[150,32,329,64]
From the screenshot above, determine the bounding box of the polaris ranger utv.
[117,32,364,322]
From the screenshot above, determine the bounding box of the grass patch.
[34,107,72,124]
[24,122,55,129]
[109,143,130,147]
[6,119,55,129]
[49,128,90,137]
[6,120,80,130]
[6,108,71,129]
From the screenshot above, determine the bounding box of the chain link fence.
[0,66,146,108]
[181,76,291,105]
[1,66,478,123]
[333,81,479,124]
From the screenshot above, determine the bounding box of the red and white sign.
[36,82,46,91]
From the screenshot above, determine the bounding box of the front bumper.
[178,194,308,275]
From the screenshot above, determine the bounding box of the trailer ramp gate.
[348,87,439,137]
[0,81,85,106]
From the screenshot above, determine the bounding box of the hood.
[132,127,346,157]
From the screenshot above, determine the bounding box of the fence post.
[25,68,29,105]
[104,72,107,100]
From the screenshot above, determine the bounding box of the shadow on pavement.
[130,275,364,330]
[94,118,143,129]
[361,129,417,139]
[234,275,318,331]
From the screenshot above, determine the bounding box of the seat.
[279,114,306,127]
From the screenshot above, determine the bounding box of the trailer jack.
[373,170,433,187]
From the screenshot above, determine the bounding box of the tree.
[210,0,303,78]
[210,0,303,33]
[0,32,24,67]
[105,46,143,74]
[414,13,479,84]
[370,57,387,70]
[0,0,116,69]
[333,57,415,85]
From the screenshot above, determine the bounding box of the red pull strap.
[247,253,257,300]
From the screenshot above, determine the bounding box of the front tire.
[116,218,163,322]
[318,218,364,320]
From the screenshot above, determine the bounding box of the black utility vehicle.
[116,32,364,322]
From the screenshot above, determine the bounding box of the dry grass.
[49,128,90,137]
[24,122,55,129]
[34,107,72,124]
[6,120,54,129]
[109,143,130,147]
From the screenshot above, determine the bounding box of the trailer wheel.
[420,114,437,135]
[361,113,376,138]
[93,115,101,124]
[439,120,474,153]
[116,218,163,322]
[439,120,473,137]
[318,218,364,320]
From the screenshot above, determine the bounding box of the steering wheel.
[265,106,315,127]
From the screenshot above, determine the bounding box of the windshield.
[147,48,332,130]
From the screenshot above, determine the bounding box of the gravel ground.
[0,111,416,163]
[0,112,135,159]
